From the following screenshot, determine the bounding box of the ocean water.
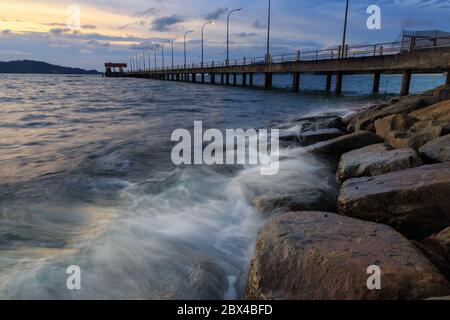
[0,73,445,299]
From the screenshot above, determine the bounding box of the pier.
[106,40,450,96]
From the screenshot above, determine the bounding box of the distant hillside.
[0,60,100,75]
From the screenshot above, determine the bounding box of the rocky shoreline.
[245,84,450,300]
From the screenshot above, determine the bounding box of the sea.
[0,73,445,299]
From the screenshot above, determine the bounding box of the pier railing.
[131,39,450,73]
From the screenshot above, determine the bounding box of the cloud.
[234,32,258,38]
[253,19,267,30]
[205,7,228,20]
[1,30,13,36]
[151,15,185,31]
[134,7,158,17]
[49,27,71,35]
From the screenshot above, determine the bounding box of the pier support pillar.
[325,73,332,92]
[192,74,197,83]
[201,74,205,83]
[249,73,254,86]
[372,71,381,93]
[292,72,300,91]
[211,73,216,84]
[226,74,230,85]
[265,73,273,90]
[242,73,247,87]
[335,72,343,95]
[446,70,450,85]
[233,73,237,86]
[221,74,224,84]
[400,69,412,96]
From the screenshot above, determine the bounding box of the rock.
[251,188,336,216]
[337,163,450,240]
[307,130,384,160]
[419,135,450,163]
[409,100,450,128]
[433,85,450,101]
[296,116,347,132]
[375,111,445,150]
[348,95,439,131]
[246,212,450,300]
[337,144,423,182]
[299,128,343,146]
[416,227,450,281]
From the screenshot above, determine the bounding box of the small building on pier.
[105,63,127,75]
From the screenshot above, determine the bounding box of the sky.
[0,0,449,71]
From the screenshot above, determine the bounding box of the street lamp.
[171,36,179,70]
[161,40,171,70]
[227,8,243,66]
[266,0,272,63]
[202,21,214,67]
[341,0,350,58]
[184,30,194,68]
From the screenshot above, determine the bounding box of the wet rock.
[410,100,450,129]
[307,130,384,160]
[299,128,344,146]
[419,135,450,163]
[348,95,439,131]
[246,212,450,300]
[251,188,336,216]
[415,227,450,281]
[375,113,445,150]
[337,163,450,240]
[433,85,450,101]
[296,116,347,132]
[337,144,422,182]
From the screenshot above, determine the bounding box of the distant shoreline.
[0,60,101,75]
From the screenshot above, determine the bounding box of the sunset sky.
[1,0,449,70]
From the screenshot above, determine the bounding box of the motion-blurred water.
[0,73,445,299]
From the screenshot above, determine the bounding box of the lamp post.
[341,0,349,58]
[201,21,214,67]
[142,52,146,71]
[171,36,179,70]
[227,8,243,66]
[161,40,170,70]
[266,0,272,63]
[184,30,194,68]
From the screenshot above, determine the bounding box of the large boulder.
[433,85,450,101]
[337,144,422,182]
[307,131,384,160]
[374,114,443,150]
[348,94,439,132]
[416,227,450,282]
[337,163,450,240]
[295,116,347,132]
[410,100,450,131]
[299,128,343,146]
[246,212,450,300]
[251,188,336,216]
[419,135,450,163]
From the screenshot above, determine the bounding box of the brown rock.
[307,130,384,160]
[419,135,450,163]
[433,85,450,101]
[348,95,439,131]
[337,163,450,240]
[299,128,343,146]
[410,100,450,126]
[337,144,423,182]
[246,212,450,300]
[251,188,336,216]
[416,227,450,281]
[375,108,446,150]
